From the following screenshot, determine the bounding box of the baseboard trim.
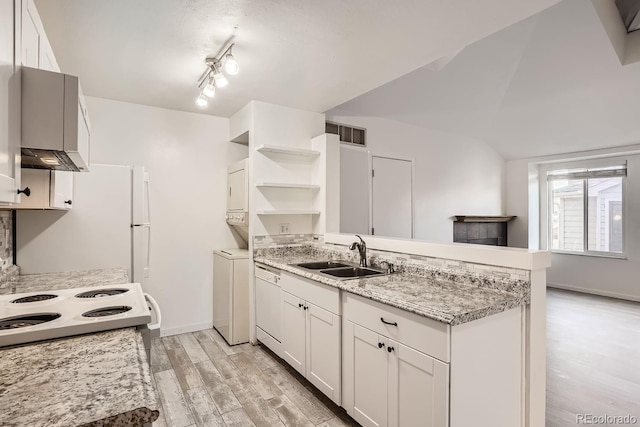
[160,322,213,337]
[547,282,640,303]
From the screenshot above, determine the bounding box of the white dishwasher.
[213,249,249,345]
[255,263,282,357]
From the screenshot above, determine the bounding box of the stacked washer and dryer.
[213,158,249,345]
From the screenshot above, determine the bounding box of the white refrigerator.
[16,164,152,289]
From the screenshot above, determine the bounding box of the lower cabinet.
[344,321,448,427]
[256,264,523,427]
[280,272,341,405]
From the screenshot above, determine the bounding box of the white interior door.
[371,156,412,238]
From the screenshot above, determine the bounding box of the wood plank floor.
[151,289,640,426]
[150,328,358,427]
[546,288,640,426]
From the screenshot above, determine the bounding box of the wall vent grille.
[325,121,366,147]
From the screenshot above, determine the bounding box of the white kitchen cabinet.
[343,293,449,427]
[344,321,448,427]
[280,272,341,405]
[14,168,73,209]
[21,0,59,71]
[281,290,307,373]
[344,292,523,427]
[227,158,248,211]
[392,341,449,427]
[20,0,38,68]
[346,322,389,427]
[0,0,20,205]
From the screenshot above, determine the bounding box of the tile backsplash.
[0,211,12,270]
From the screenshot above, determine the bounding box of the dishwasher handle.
[255,264,281,285]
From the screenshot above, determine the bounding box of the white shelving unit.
[256,210,320,215]
[256,182,320,190]
[255,144,320,158]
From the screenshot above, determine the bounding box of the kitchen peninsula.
[252,234,550,427]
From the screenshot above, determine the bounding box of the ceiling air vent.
[325,121,366,147]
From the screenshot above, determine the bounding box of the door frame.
[370,154,415,239]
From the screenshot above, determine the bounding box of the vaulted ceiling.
[331,0,640,159]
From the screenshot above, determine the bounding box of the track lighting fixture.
[196,42,239,106]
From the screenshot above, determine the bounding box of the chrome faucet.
[349,235,368,267]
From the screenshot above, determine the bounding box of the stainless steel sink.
[292,260,387,280]
[295,261,351,270]
[319,267,385,279]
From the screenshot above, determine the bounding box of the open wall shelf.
[256,182,320,190]
[256,210,320,215]
[255,144,320,158]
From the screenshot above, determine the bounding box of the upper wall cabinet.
[0,0,21,205]
[13,168,73,210]
[21,0,60,72]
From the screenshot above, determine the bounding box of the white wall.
[507,145,640,301]
[84,97,247,334]
[326,111,505,243]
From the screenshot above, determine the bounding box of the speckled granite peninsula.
[0,268,159,427]
[0,328,158,427]
[255,244,530,326]
[0,267,130,295]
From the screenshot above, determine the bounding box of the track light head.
[224,52,239,75]
[213,63,229,87]
[202,77,216,97]
[196,92,208,108]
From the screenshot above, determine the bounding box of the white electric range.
[0,283,159,356]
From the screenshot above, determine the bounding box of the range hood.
[21,67,90,172]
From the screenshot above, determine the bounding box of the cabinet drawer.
[343,293,450,362]
[281,272,340,315]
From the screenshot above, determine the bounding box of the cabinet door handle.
[387,346,395,353]
[378,342,385,349]
[303,306,308,311]
[17,187,31,197]
[64,200,72,205]
[298,303,303,308]
[380,317,398,326]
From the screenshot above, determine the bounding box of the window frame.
[541,158,627,259]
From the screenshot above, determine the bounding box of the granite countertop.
[255,255,527,326]
[0,328,159,427]
[0,268,159,426]
[0,267,130,295]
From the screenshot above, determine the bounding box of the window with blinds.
[547,164,626,255]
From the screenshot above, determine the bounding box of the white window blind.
[547,164,627,181]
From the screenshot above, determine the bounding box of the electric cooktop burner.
[75,289,129,299]
[82,306,132,318]
[0,283,150,348]
[0,313,62,330]
[11,294,58,303]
